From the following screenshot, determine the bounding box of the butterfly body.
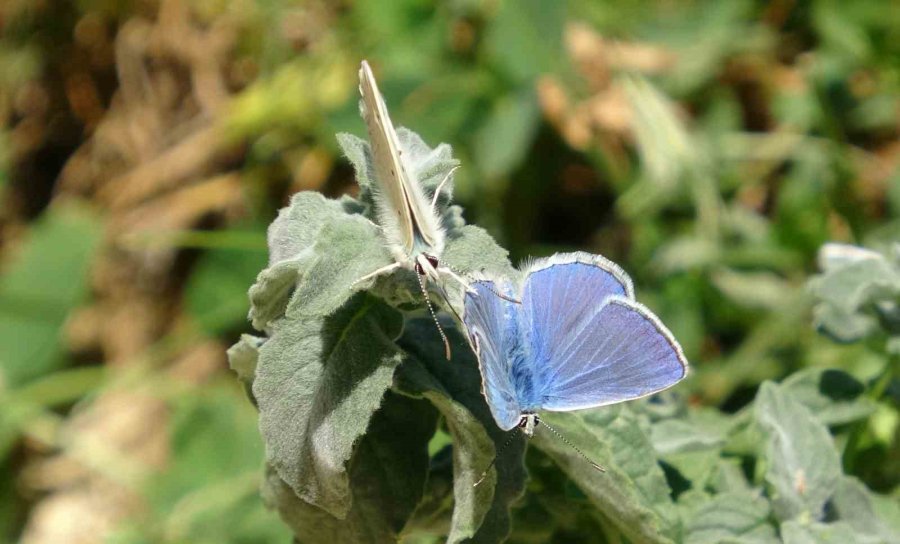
[464,252,687,432]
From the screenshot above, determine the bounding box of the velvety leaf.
[830,476,900,544]
[781,520,881,544]
[253,295,405,518]
[531,407,679,544]
[443,225,514,277]
[682,491,778,544]
[262,392,438,543]
[754,382,841,522]
[397,319,527,543]
[249,191,359,329]
[651,419,724,487]
[284,214,392,318]
[781,368,877,426]
[0,204,102,386]
[226,334,264,392]
[809,248,900,342]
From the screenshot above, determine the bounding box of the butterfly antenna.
[416,272,452,360]
[435,282,465,325]
[538,419,606,472]
[473,431,518,487]
[431,165,461,210]
[483,283,521,305]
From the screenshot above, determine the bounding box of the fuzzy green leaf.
[780,520,881,544]
[651,418,724,487]
[262,392,438,543]
[397,319,527,543]
[226,334,264,386]
[682,491,778,544]
[253,295,405,519]
[284,214,392,318]
[249,192,364,329]
[754,382,841,522]
[830,476,900,544]
[531,407,680,544]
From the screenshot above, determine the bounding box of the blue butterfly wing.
[521,260,687,411]
[463,280,522,430]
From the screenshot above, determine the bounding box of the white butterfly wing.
[358,61,444,259]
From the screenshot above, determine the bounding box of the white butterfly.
[354,60,471,355]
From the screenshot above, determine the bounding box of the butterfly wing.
[358,61,444,258]
[463,279,522,431]
[520,256,686,412]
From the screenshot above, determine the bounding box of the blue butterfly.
[463,252,688,439]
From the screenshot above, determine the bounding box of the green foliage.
[230,122,900,542]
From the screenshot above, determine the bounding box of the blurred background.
[1,0,898,542]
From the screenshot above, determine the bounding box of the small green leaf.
[253,295,405,519]
[754,382,842,522]
[397,320,527,543]
[682,491,778,544]
[226,334,264,386]
[262,392,437,544]
[532,407,680,544]
[0,204,102,387]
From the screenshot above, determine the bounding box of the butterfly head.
[414,253,440,276]
[517,413,540,437]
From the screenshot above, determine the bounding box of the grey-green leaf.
[285,214,392,318]
[531,407,680,544]
[781,368,877,426]
[226,334,264,386]
[262,392,438,543]
[682,491,779,544]
[253,295,405,519]
[830,476,900,544]
[250,192,364,329]
[781,521,882,544]
[754,382,841,522]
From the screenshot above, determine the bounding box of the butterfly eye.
[425,254,439,268]
[517,417,528,428]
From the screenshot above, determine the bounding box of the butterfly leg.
[430,165,461,211]
[437,266,478,295]
[352,262,401,286]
